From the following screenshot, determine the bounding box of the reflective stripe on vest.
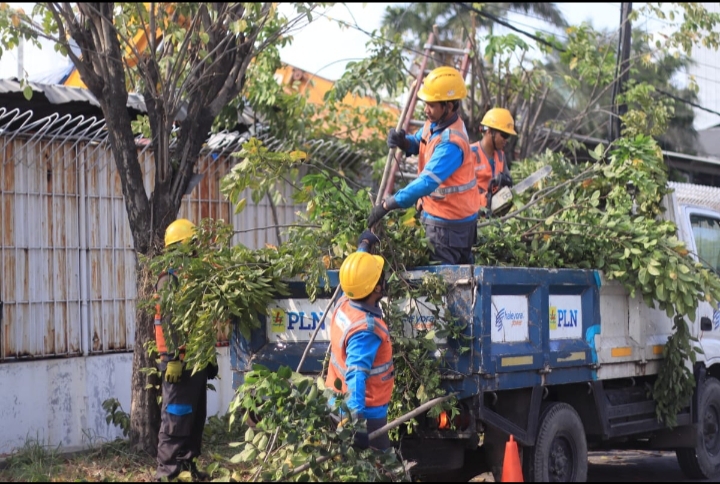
[418,119,480,219]
[325,297,394,408]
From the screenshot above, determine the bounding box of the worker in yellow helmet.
[326,230,394,451]
[470,108,517,215]
[367,66,480,265]
[155,218,216,482]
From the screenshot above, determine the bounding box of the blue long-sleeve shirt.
[332,242,389,420]
[390,124,477,224]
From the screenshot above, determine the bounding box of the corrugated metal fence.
[0,106,352,361]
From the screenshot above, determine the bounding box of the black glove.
[498,171,513,189]
[358,230,380,250]
[387,128,408,151]
[206,361,219,380]
[353,429,370,450]
[367,204,390,229]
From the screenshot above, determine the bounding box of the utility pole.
[609,2,632,142]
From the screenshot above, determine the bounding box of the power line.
[455,2,720,120]
[656,88,720,117]
[455,2,565,52]
[314,2,720,121]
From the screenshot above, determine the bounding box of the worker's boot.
[179,461,209,481]
[189,462,210,481]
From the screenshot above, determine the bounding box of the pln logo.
[268,307,326,333]
[270,308,286,333]
[549,306,579,330]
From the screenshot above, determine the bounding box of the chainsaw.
[489,165,553,216]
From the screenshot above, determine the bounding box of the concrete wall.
[0,348,234,455]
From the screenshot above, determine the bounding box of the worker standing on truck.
[471,108,516,215]
[327,230,394,451]
[154,218,218,482]
[367,66,481,265]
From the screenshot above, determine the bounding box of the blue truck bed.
[231,265,602,399]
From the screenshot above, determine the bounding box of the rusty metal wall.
[0,107,317,361]
[1,138,83,359]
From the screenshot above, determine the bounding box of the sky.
[0,3,626,82]
[0,2,715,127]
[278,3,622,80]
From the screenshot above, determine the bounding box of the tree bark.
[128,257,163,456]
[130,304,161,456]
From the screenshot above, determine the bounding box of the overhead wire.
[454,2,720,120]
[312,2,720,121]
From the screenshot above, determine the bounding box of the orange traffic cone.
[501,435,524,482]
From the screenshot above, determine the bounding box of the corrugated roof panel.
[0,78,146,113]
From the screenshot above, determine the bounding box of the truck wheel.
[527,402,587,482]
[676,377,720,479]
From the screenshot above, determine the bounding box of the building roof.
[0,77,146,120]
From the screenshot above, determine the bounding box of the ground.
[3,431,720,482]
[0,415,253,482]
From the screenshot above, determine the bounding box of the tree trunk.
[130,259,162,457]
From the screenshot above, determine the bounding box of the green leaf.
[277,365,292,379]
[22,84,32,100]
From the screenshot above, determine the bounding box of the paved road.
[467,450,720,482]
[587,450,720,482]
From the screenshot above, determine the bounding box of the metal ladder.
[382,31,473,200]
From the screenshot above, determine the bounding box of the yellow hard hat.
[481,108,517,136]
[165,218,196,248]
[339,252,385,300]
[417,66,467,102]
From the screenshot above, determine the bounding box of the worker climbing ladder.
[377,30,474,202]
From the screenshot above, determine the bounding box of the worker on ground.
[367,66,480,265]
[154,218,218,482]
[327,230,394,451]
[471,108,516,215]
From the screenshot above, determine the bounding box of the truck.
[231,181,720,482]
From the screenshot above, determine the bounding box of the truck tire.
[526,402,587,482]
[676,377,720,479]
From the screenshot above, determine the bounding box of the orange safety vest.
[470,142,507,209]
[325,297,394,409]
[154,270,186,361]
[418,117,480,219]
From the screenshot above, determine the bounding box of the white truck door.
[685,208,720,366]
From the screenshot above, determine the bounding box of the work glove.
[165,360,183,383]
[358,230,380,250]
[206,361,219,380]
[367,204,390,229]
[387,128,409,151]
[490,172,513,194]
[499,171,513,189]
[353,429,370,450]
[367,198,401,229]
